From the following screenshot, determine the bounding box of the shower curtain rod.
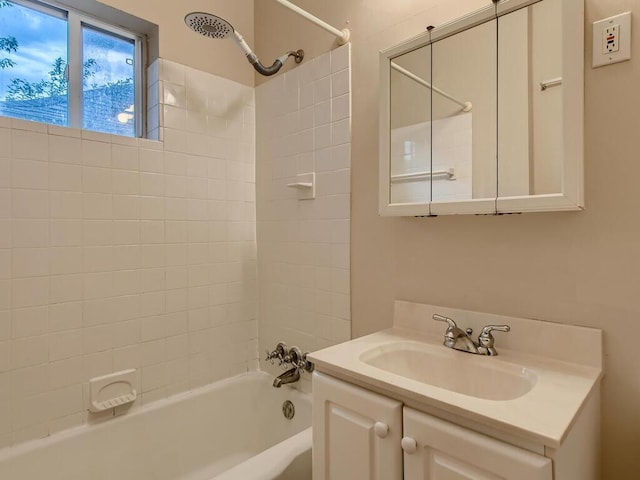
[275,0,351,45]
[390,62,473,112]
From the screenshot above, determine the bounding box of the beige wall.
[255,0,639,477]
[530,0,563,194]
[498,7,530,197]
[390,46,431,130]
[432,20,497,199]
[100,0,255,86]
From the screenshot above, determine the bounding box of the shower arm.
[232,31,303,76]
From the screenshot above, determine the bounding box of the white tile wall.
[0,59,257,448]
[256,44,352,390]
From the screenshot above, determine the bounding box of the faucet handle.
[265,349,275,364]
[265,342,289,365]
[478,325,510,346]
[477,325,510,356]
[480,324,510,335]
[432,314,457,330]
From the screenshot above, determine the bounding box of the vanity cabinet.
[403,407,551,480]
[312,372,403,480]
[310,302,602,480]
[313,372,558,480]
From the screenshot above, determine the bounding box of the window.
[0,0,144,137]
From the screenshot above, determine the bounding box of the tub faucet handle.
[265,342,289,365]
[286,346,302,365]
[265,349,277,364]
[297,352,315,372]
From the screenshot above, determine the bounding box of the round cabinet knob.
[401,436,418,454]
[374,422,389,438]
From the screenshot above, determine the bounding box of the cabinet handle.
[401,436,417,454]
[374,422,389,438]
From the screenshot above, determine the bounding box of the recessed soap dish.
[89,369,138,413]
[286,172,315,200]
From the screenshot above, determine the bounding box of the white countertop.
[308,302,603,448]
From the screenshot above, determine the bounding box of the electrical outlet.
[593,12,632,68]
[602,24,619,54]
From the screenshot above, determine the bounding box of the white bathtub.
[0,372,311,480]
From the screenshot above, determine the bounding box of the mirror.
[379,0,583,216]
[389,44,432,206]
[430,19,497,215]
[498,0,562,198]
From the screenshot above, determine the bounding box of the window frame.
[5,0,145,137]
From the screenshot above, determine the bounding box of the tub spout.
[273,367,300,388]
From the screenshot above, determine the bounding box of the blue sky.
[0,1,135,100]
[0,1,66,98]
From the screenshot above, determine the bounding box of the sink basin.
[360,341,537,401]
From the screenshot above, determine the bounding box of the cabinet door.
[402,407,552,480]
[313,372,403,480]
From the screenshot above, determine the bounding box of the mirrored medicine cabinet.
[379,0,584,216]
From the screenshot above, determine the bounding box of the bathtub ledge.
[212,427,312,480]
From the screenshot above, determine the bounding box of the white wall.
[256,45,351,388]
[0,59,257,447]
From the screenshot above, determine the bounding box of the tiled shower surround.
[0,46,352,447]
[0,59,258,447]
[256,44,352,387]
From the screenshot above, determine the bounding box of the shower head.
[184,12,235,39]
[184,11,304,76]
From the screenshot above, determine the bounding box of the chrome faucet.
[433,314,510,356]
[273,367,301,387]
[265,343,315,387]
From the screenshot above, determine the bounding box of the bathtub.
[0,372,311,480]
